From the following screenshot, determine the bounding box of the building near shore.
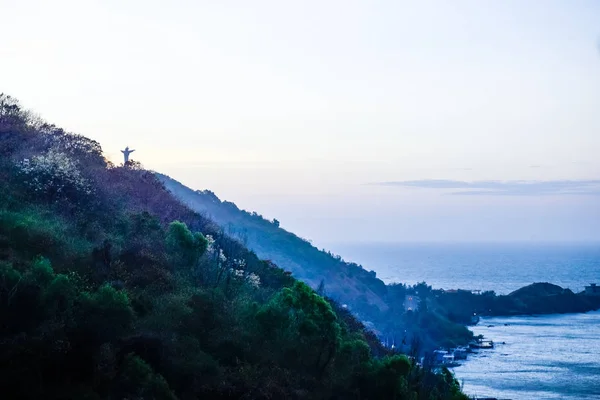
[585,283,600,296]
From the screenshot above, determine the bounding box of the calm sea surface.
[327,242,600,400]
[454,312,600,400]
[327,242,600,294]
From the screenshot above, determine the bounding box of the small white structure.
[433,350,455,365]
[442,354,455,364]
[403,295,420,311]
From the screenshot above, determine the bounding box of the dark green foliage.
[0,94,467,399]
[377,282,474,352]
[157,173,482,352]
[157,173,390,318]
[256,282,341,379]
[166,220,208,270]
[436,282,600,320]
[78,284,134,344]
[116,353,177,400]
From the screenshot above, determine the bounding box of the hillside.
[157,173,389,319]
[157,175,480,350]
[430,283,600,324]
[506,282,600,315]
[0,93,467,399]
[155,175,600,347]
[156,176,477,352]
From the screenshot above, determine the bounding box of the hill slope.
[157,173,389,318]
[0,93,467,399]
[156,176,477,351]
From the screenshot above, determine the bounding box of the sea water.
[326,242,600,294]
[326,242,600,400]
[454,312,600,400]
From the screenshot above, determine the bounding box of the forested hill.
[157,173,389,319]
[0,93,467,399]
[156,175,477,352]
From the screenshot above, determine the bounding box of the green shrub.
[117,353,177,400]
[79,284,134,343]
[166,221,207,270]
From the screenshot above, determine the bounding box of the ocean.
[326,242,600,400]
[327,242,600,294]
[454,312,600,400]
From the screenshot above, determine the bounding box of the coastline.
[451,311,600,400]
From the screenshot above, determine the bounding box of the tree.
[256,282,341,378]
[317,279,326,296]
[116,353,177,400]
[165,221,208,270]
[0,93,30,135]
[78,284,134,344]
[17,147,93,202]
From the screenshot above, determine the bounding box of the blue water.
[454,312,600,400]
[327,242,600,400]
[327,242,600,294]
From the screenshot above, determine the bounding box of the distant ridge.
[156,174,480,351]
[156,173,389,318]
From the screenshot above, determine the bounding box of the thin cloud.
[446,167,473,171]
[375,180,600,196]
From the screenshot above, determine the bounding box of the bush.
[166,221,207,270]
[78,284,134,343]
[117,353,177,400]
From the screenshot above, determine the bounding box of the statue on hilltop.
[121,146,135,163]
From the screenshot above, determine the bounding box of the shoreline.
[450,311,600,400]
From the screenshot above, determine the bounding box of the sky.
[2,0,600,243]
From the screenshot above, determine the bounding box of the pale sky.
[2,0,600,243]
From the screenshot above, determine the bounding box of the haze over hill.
[157,172,389,318]
[157,172,600,323]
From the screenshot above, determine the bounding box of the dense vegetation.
[156,174,389,318]
[432,283,600,324]
[159,175,475,351]
[0,94,467,399]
